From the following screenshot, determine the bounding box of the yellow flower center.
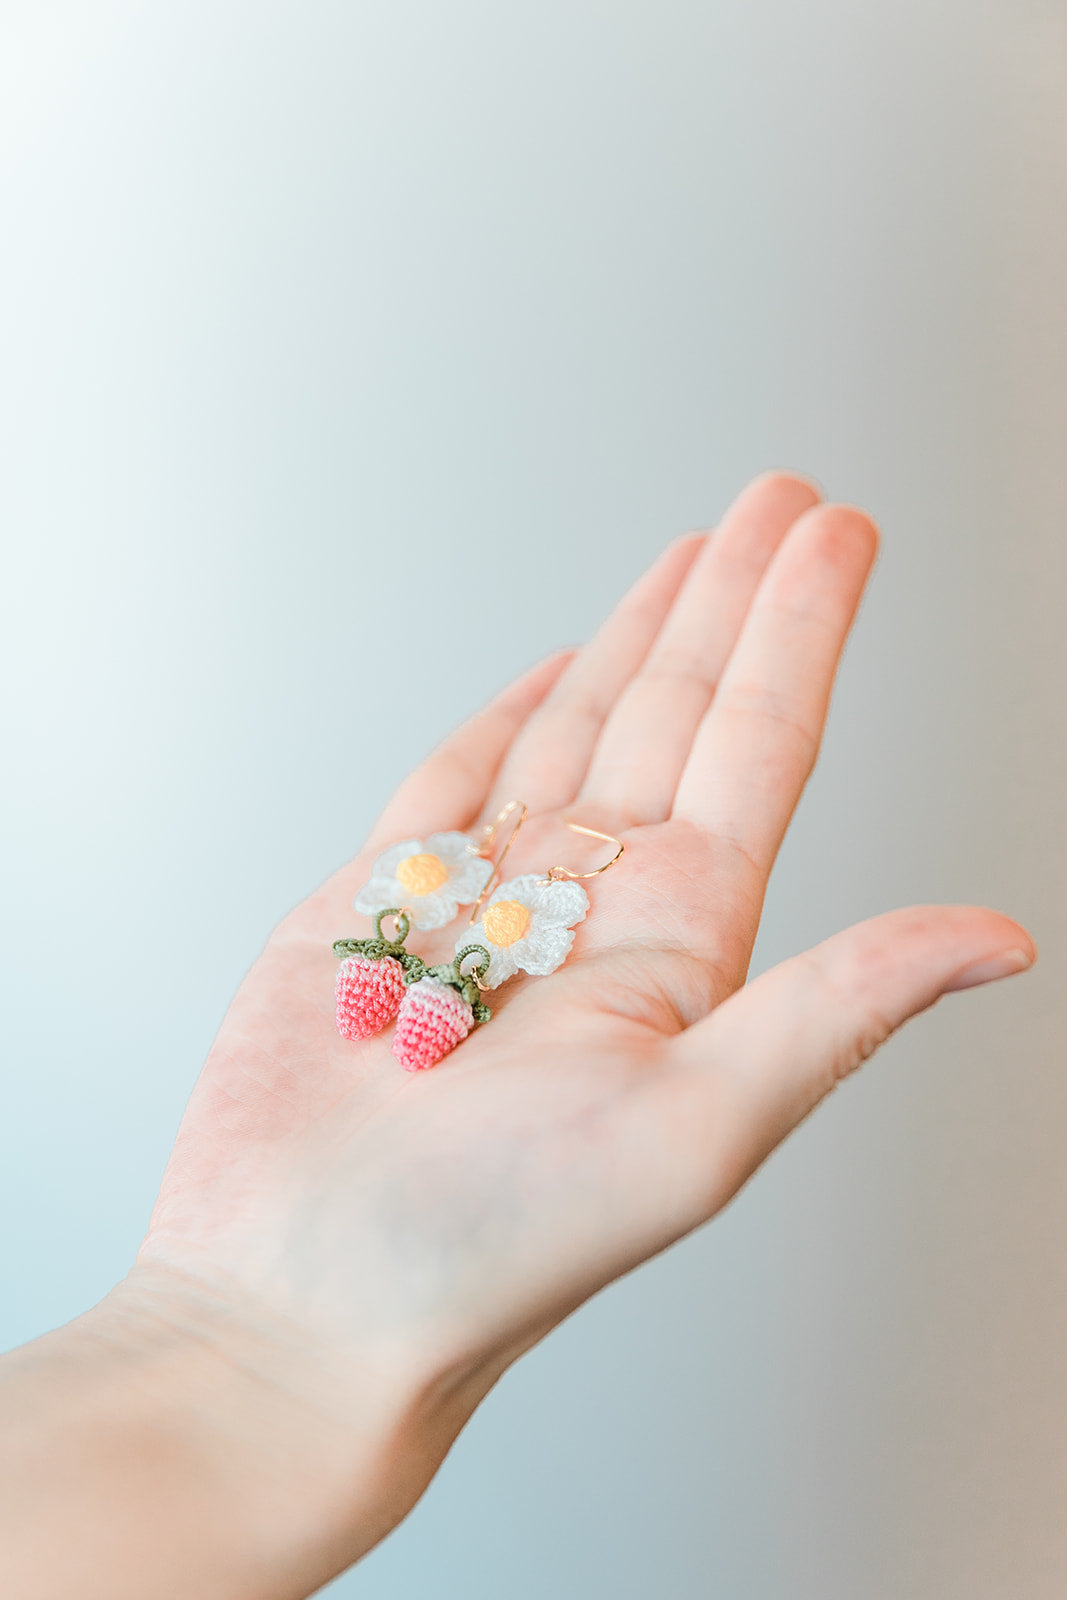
[395,853,449,897]
[482,899,531,948]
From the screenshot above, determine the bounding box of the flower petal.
[426,831,482,867]
[407,891,460,931]
[446,851,494,903]
[513,921,575,976]
[486,873,542,913]
[532,878,589,927]
[353,876,404,917]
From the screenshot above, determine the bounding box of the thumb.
[662,906,1035,1208]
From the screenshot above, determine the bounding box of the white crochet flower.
[463,873,589,987]
[354,832,492,931]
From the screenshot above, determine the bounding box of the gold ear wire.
[469,800,528,923]
[541,821,625,883]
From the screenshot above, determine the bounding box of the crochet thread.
[392,947,492,1071]
[332,908,427,1041]
[335,954,406,1040]
[392,978,473,1071]
[354,833,494,931]
[332,910,491,1064]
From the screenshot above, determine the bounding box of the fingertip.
[491,647,576,713]
[848,904,1036,1003]
[657,529,709,579]
[765,503,879,610]
[942,948,1034,993]
[530,645,580,689]
[988,911,1037,965]
[832,501,881,559]
[941,905,1036,961]
[670,530,710,554]
[731,469,823,524]
[542,645,581,672]
[939,908,1037,992]
[681,474,823,559]
[619,530,706,612]
[798,501,880,562]
[752,467,826,502]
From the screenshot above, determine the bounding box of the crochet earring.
[389,940,492,1073]
[333,907,492,1069]
[333,826,494,1044]
[332,807,526,1069]
[384,801,530,1068]
[460,820,624,989]
[352,830,497,931]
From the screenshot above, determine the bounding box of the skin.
[0,473,1035,1599]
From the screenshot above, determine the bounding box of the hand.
[5,474,1033,1600]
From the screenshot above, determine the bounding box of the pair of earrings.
[332,805,623,1072]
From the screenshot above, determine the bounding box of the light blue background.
[1,3,1065,1595]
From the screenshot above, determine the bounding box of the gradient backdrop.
[1,3,1066,1596]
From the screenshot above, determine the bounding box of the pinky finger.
[365,649,574,850]
[286,651,573,939]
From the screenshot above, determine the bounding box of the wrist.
[0,1263,465,1599]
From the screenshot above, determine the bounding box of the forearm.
[0,1268,444,1600]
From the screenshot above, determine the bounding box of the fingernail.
[943,948,1034,993]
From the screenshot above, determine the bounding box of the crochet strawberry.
[335,953,406,1040]
[332,913,491,1066]
[332,908,426,1043]
[392,977,474,1070]
[392,945,492,1072]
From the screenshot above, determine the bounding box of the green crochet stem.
[332,911,492,1024]
[332,907,425,976]
[422,944,492,1024]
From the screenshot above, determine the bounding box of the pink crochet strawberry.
[332,908,426,1042]
[335,952,406,1040]
[391,944,492,1071]
[392,976,475,1070]
[333,914,492,1067]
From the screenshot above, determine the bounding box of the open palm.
[139,473,1032,1528]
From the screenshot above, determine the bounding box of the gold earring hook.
[469,800,528,924]
[540,821,625,883]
